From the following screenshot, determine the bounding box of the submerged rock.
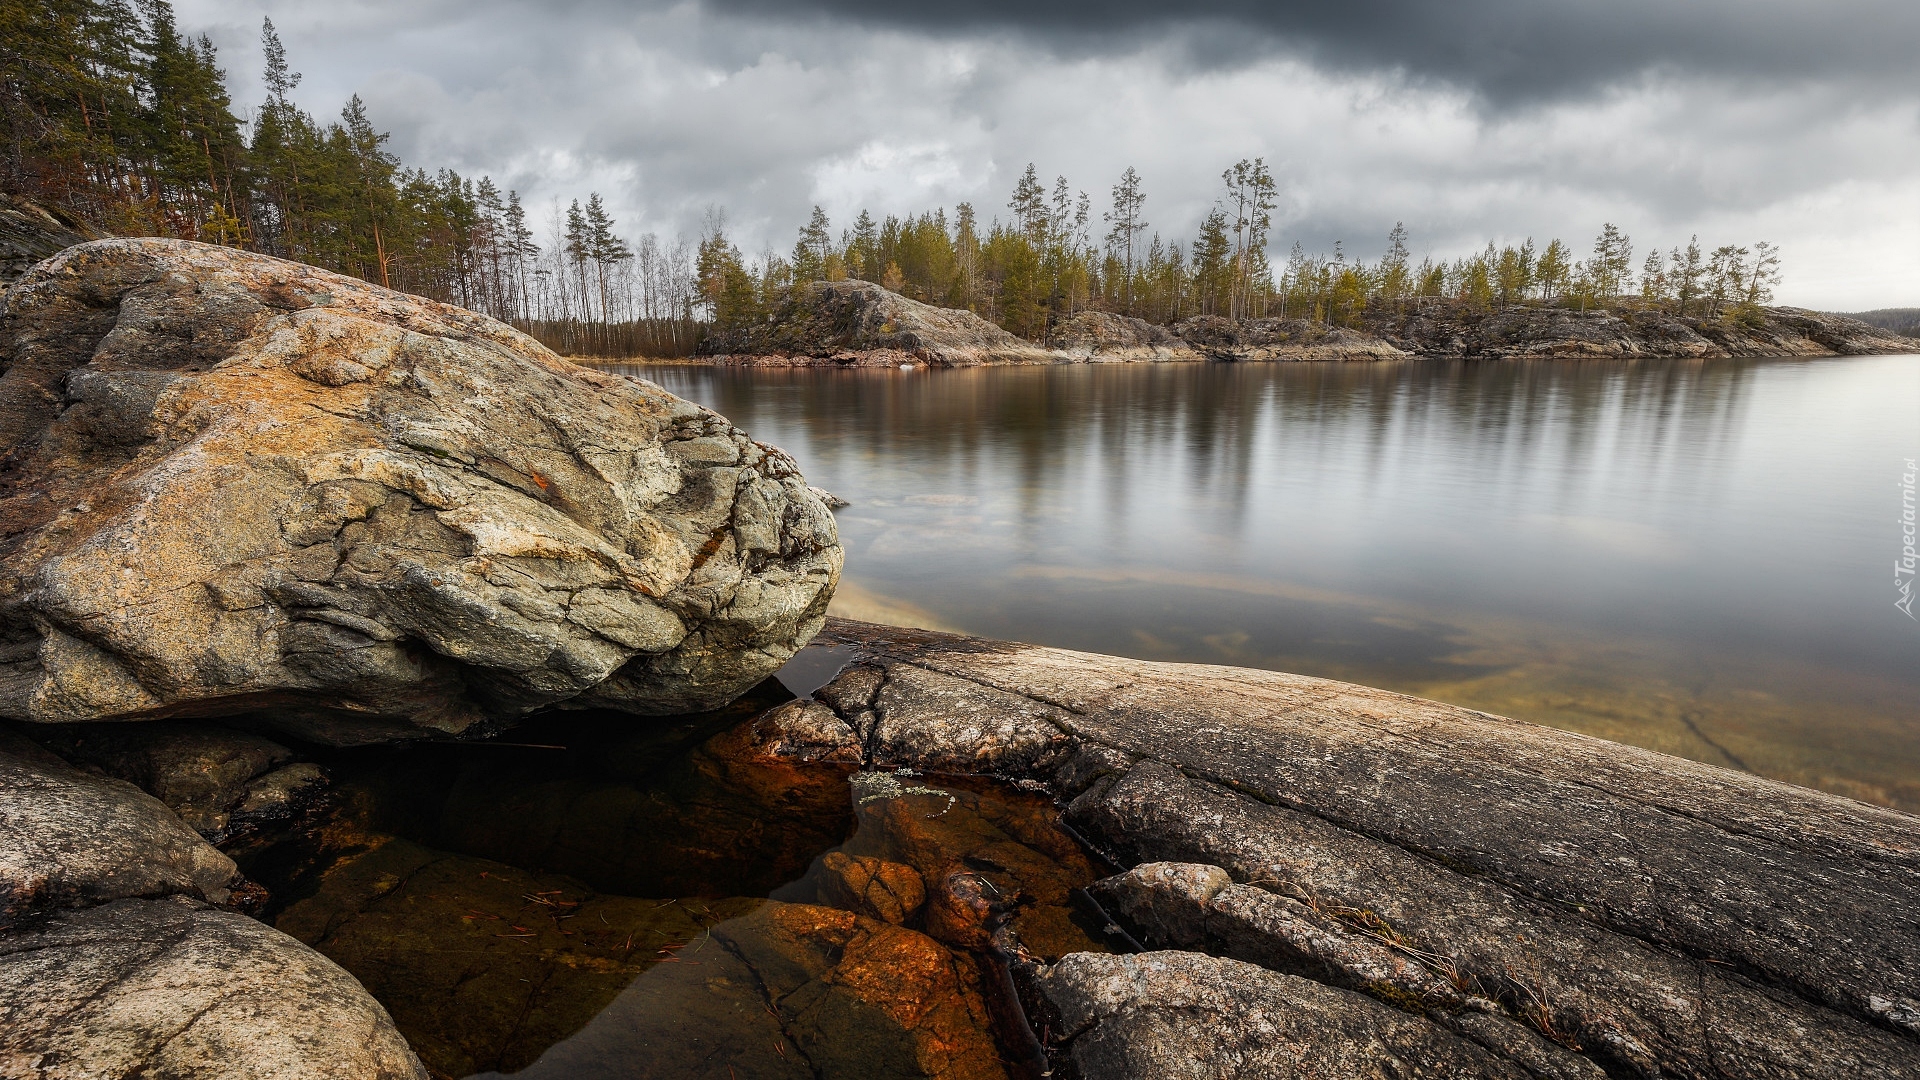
[803,618,1920,1080]
[0,239,840,741]
[697,279,1055,367]
[0,894,424,1080]
[818,852,926,925]
[221,701,1113,1078]
[478,901,1011,1080]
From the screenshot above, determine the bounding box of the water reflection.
[626,356,1920,811]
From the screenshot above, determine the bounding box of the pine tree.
[793,204,831,283]
[1671,236,1705,314]
[1104,166,1147,314]
[1191,208,1230,317]
[1536,239,1572,301]
[1220,158,1276,320]
[1585,223,1633,304]
[1008,164,1046,241]
[1743,241,1782,307]
[849,209,877,279]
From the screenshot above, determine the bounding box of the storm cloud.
[174,0,1919,308]
[711,0,1920,102]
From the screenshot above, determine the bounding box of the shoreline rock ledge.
[0,238,842,744]
[789,617,1920,1080]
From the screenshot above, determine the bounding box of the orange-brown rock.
[478,901,1010,1080]
[726,903,1011,1080]
[839,771,1113,959]
[818,851,925,924]
[0,239,840,741]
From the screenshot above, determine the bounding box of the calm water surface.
[626,357,1920,811]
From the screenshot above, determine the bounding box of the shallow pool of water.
[623,356,1920,811]
[229,679,1115,1079]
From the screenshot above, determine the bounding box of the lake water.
[622,356,1920,813]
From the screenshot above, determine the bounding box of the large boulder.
[699,279,1054,366]
[0,729,237,928]
[0,895,426,1080]
[0,239,841,741]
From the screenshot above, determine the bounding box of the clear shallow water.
[231,685,1106,1078]
[626,356,1920,811]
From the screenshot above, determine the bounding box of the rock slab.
[0,238,841,740]
[806,618,1920,1079]
[1041,950,1536,1079]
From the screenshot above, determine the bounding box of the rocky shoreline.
[777,619,1920,1079]
[10,618,1916,1078]
[680,277,1916,368]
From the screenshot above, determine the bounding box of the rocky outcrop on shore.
[1174,314,1414,361]
[1364,300,1920,360]
[685,282,1917,367]
[698,279,1054,367]
[0,239,841,743]
[1051,311,1198,361]
[1180,301,1919,361]
[792,618,1920,1080]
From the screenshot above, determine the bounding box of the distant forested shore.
[0,1,1881,360]
[1843,309,1920,338]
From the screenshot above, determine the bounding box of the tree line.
[3,1,1787,357]
[1,1,701,353]
[700,166,1785,343]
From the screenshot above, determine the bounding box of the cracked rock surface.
[1039,950,1537,1079]
[803,618,1920,1080]
[0,239,840,741]
[0,895,424,1080]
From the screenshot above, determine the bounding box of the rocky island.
[1,240,1916,1080]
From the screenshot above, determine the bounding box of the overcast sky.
[175,0,1920,309]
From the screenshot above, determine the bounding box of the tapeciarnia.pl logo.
[1900,458,1917,620]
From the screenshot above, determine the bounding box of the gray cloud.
[705,0,1920,101]
[174,0,1920,308]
